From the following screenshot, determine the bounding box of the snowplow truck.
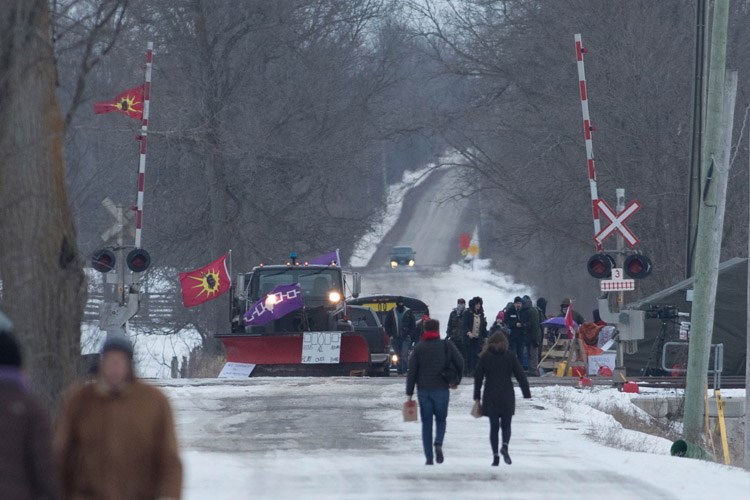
[219,262,371,376]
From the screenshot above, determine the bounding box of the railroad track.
[528,375,746,389]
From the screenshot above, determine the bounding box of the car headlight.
[390,261,398,268]
[328,291,341,303]
[408,259,415,267]
[391,353,399,364]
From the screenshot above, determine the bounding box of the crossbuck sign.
[594,199,641,248]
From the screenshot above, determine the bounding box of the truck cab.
[231,264,353,334]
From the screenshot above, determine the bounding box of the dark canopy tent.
[623,257,747,376]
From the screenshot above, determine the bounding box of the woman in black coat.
[474,332,531,466]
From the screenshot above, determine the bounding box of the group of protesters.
[446,295,560,377]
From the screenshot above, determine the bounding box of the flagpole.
[135,42,153,249]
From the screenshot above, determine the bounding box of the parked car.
[335,305,391,376]
[389,246,416,268]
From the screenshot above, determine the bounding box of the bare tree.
[0,0,87,412]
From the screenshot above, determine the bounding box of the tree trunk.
[0,0,87,414]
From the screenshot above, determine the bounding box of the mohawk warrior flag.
[179,255,231,308]
[308,249,341,266]
[244,283,304,326]
[94,85,144,120]
[564,301,577,340]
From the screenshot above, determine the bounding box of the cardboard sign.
[218,362,256,378]
[587,353,616,376]
[301,331,342,364]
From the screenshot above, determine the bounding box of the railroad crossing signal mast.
[574,35,652,376]
[91,43,155,339]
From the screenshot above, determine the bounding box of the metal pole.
[745,110,750,467]
[574,34,602,251]
[615,189,625,310]
[135,42,153,249]
[117,204,125,305]
[686,0,709,278]
[682,0,732,442]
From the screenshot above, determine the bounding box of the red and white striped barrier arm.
[575,34,602,251]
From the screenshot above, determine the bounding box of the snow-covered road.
[160,378,750,499]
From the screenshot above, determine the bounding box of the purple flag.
[308,249,340,266]
[243,283,304,326]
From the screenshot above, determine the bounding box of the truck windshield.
[251,268,342,303]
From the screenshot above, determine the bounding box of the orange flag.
[179,255,231,308]
[94,85,144,120]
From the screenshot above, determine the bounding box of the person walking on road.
[463,297,487,376]
[474,332,531,466]
[54,335,182,500]
[385,297,417,375]
[406,319,464,465]
[0,311,58,500]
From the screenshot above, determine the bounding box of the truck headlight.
[328,291,341,303]
[390,261,398,268]
[408,259,415,267]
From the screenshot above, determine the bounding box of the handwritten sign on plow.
[301,331,342,364]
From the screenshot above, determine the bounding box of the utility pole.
[686,0,710,278]
[683,0,733,442]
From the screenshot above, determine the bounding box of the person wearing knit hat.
[54,333,183,499]
[558,298,585,325]
[406,318,464,465]
[0,310,57,498]
[462,297,488,376]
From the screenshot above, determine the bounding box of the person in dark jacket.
[0,311,58,500]
[384,297,417,375]
[406,319,464,465]
[521,296,542,376]
[504,297,526,365]
[462,297,488,376]
[445,298,467,351]
[474,332,531,466]
[559,298,584,324]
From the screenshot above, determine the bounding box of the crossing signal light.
[586,253,615,279]
[126,248,151,273]
[624,254,652,279]
[92,249,116,273]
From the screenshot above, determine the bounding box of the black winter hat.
[0,331,22,368]
[513,296,523,304]
[101,334,134,359]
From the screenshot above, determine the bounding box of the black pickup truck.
[335,305,391,376]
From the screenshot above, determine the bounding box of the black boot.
[492,454,500,466]
[501,444,512,465]
[435,445,444,464]
[425,458,434,465]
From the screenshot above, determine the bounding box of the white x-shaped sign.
[594,199,641,248]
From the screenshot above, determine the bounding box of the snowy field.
[158,377,750,499]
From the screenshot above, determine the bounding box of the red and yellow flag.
[94,85,144,120]
[179,255,231,308]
